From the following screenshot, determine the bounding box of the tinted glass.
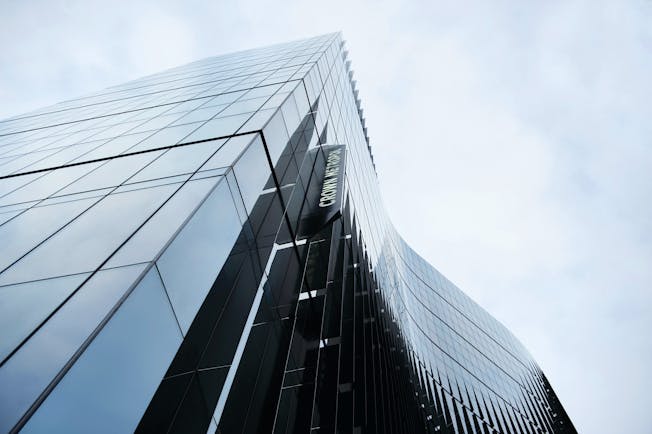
[21,267,182,434]
[156,178,242,333]
[0,264,145,433]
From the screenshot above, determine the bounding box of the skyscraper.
[0,33,575,433]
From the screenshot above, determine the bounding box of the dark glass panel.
[156,178,242,334]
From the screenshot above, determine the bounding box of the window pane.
[200,134,257,171]
[0,264,146,433]
[0,209,20,226]
[20,267,182,434]
[127,123,201,153]
[0,163,101,207]
[106,176,221,268]
[0,197,99,273]
[181,113,251,144]
[71,132,151,162]
[0,273,89,361]
[232,136,271,216]
[261,109,289,166]
[128,139,226,183]
[0,150,56,176]
[170,105,227,125]
[0,172,40,198]
[56,151,163,196]
[0,184,177,286]
[156,179,241,334]
[21,141,104,173]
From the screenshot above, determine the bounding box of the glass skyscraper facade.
[0,33,575,434]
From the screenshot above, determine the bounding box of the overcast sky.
[2,1,651,432]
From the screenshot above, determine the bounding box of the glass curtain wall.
[0,33,575,434]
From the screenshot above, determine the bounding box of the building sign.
[297,144,346,239]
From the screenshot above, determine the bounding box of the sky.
[1,1,651,431]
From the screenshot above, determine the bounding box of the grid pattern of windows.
[0,33,575,434]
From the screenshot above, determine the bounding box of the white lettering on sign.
[318,148,342,208]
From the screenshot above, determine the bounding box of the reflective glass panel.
[156,178,242,333]
[0,273,89,361]
[21,267,182,434]
[0,264,145,433]
[106,176,221,267]
[0,184,176,285]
